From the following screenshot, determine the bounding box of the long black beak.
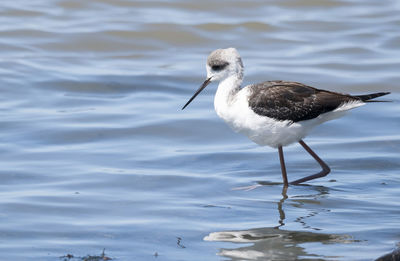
[181,77,212,110]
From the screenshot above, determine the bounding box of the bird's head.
[182,48,243,110]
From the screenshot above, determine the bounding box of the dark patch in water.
[202,204,231,209]
[375,247,400,261]
[176,237,186,249]
[60,249,112,261]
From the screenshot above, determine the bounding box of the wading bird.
[182,48,389,187]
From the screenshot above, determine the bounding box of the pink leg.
[278,145,289,187]
[290,139,330,185]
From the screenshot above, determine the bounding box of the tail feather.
[354,92,391,102]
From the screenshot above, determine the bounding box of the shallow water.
[0,0,399,260]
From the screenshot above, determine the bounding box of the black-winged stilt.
[182,48,390,187]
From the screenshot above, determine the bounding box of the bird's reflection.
[205,185,353,260]
[275,186,288,229]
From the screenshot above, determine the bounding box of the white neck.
[214,75,242,119]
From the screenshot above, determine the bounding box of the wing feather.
[248,81,357,122]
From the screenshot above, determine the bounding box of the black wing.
[248,81,357,122]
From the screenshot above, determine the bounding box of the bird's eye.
[211,63,228,71]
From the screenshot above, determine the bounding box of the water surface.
[0,0,399,260]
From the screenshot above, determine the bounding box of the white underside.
[214,80,365,148]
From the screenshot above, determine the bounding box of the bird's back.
[247,81,364,123]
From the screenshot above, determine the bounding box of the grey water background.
[0,0,399,260]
